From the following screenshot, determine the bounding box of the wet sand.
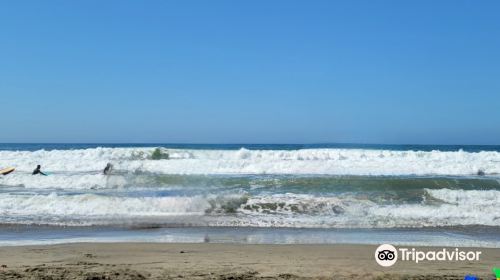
[0,243,498,279]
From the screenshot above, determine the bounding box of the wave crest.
[1,147,500,176]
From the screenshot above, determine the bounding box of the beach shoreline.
[0,243,498,279]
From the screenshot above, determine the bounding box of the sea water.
[0,143,499,246]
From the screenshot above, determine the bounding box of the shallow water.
[1,225,500,248]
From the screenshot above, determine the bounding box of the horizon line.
[1,142,499,146]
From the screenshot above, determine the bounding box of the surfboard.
[0,167,15,175]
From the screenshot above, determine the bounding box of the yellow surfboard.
[0,167,15,175]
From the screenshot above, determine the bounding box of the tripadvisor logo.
[375,244,482,267]
[375,244,398,267]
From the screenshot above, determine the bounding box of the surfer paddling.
[32,165,47,176]
[103,163,113,175]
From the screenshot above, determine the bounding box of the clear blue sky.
[1,0,499,144]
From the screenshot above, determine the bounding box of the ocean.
[1,143,499,247]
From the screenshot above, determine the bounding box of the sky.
[0,0,499,144]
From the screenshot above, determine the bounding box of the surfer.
[103,163,113,175]
[32,165,47,176]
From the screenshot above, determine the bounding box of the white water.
[1,147,499,228]
[1,147,499,177]
[0,189,498,228]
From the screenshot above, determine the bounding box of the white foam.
[426,188,500,205]
[1,147,500,177]
[0,174,127,189]
[0,192,210,225]
[1,147,499,227]
[216,190,500,228]
[1,189,498,228]
[365,188,500,227]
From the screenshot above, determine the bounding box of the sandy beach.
[0,243,498,279]
[3,0,500,277]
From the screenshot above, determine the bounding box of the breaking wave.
[1,147,499,229]
[0,189,498,228]
[0,147,500,176]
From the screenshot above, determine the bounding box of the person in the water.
[32,165,47,176]
[103,163,113,175]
